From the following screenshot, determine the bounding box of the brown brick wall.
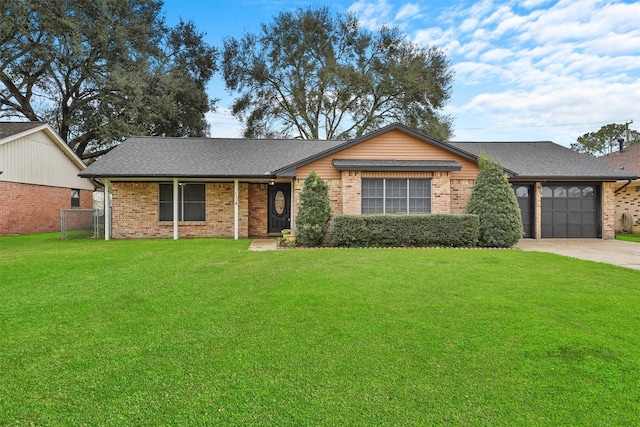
[614,182,640,234]
[601,182,617,239]
[450,179,475,214]
[249,183,268,237]
[0,181,92,236]
[110,181,249,239]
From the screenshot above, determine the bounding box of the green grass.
[617,233,640,243]
[2,234,640,425]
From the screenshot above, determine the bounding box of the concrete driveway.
[514,239,640,270]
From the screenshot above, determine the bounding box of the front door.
[268,183,291,234]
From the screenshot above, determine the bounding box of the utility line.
[458,120,635,131]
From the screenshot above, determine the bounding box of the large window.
[159,182,206,221]
[361,179,431,214]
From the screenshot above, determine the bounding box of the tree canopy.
[0,0,218,161]
[222,6,454,140]
[570,123,639,157]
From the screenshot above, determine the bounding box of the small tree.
[296,171,331,246]
[466,155,522,247]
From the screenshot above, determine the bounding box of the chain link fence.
[60,209,104,239]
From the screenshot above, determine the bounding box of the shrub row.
[331,214,479,248]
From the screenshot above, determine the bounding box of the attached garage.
[451,140,636,239]
[541,184,600,238]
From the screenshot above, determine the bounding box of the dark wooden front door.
[268,183,291,234]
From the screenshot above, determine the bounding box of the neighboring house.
[598,143,640,234]
[78,123,635,241]
[0,122,96,236]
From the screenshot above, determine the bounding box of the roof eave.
[509,175,639,182]
[333,165,462,172]
[78,173,280,179]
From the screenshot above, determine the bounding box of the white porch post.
[290,178,295,234]
[173,178,179,240]
[104,179,111,241]
[234,179,239,240]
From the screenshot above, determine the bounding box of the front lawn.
[1,234,640,425]
[617,233,640,243]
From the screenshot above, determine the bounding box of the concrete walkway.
[248,239,278,251]
[514,239,640,270]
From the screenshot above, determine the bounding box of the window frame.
[70,189,80,208]
[361,178,432,214]
[158,182,206,222]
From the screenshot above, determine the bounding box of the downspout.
[615,179,633,195]
[173,178,179,240]
[104,179,111,241]
[234,179,239,240]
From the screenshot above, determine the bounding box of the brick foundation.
[0,181,92,236]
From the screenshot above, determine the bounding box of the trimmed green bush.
[466,155,523,247]
[296,171,332,246]
[331,214,479,247]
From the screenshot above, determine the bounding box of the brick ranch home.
[79,123,636,241]
[0,122,96,236]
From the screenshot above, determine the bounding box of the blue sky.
[163,0,640,146]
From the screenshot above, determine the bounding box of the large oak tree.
[1,0,218,161]
[222,7,454,140]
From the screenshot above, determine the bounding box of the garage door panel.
[553,198,567,211]
[553,212,567,225]
[582,199,597,212]
[541,184,600,238]
[567,225,583,238]
[567,199,582,211]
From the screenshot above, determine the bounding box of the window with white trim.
[361,179,431,214]
[159,182,206,221]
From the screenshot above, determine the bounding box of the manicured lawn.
[1,234,640,425]
[617,233,640,243]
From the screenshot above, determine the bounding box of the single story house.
[598,142,640,234]
[78,123,636,241]
[0,122,96,236]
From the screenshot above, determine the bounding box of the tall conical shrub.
[296,171,331,246]
[466,155,523,247]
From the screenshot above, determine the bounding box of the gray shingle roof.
[79,124,638,181]
[0,122,46,141]
[449,141,637,180]
[79,136,347,178]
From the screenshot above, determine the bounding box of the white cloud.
[395,3,421,21]
[347,0,393,30]
[478,48,513,63]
